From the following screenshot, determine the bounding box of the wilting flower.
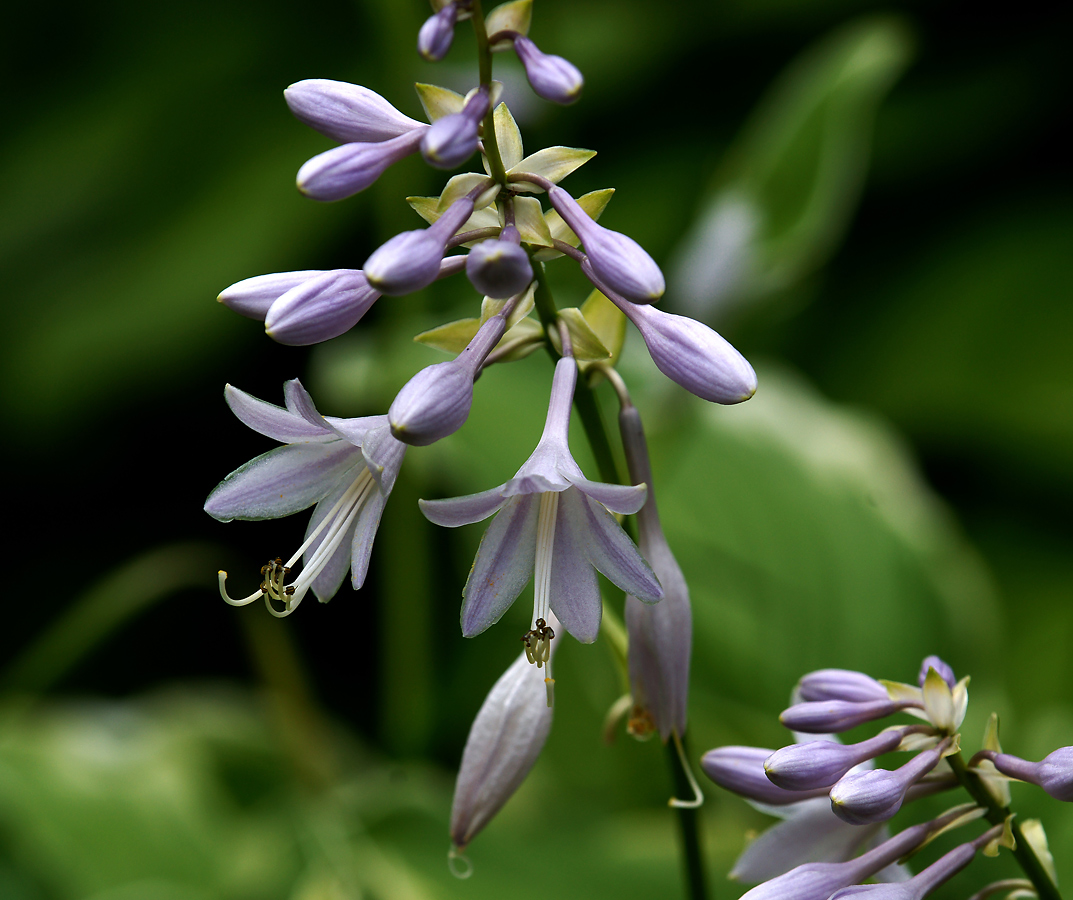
[450,612,561,851]
[418,4,458,61]
[205,379,405,615]
[512,35,583,104]
[421,86,490,169]
[420,357,662,645]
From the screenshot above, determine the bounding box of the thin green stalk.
[667,736,710,900]
[470,0,507,184]
[946,752,1062,900]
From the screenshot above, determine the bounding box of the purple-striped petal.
[564,472,647,515]
[419,485,509,527]
[548,506,602,642]
[218,270,325,320]
[461,494,540,637]
[285,79,424,144]
[224,384,332,443]
[360,423,407,494]
[297,129,424,202]
[303,477,360,602]
[350,489,388,590]
[265,269,380,345]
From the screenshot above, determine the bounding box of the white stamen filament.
[533,491,558,626]
[668,731,704,809]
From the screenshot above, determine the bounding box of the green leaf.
[413,82,463,122]
[513,195,553,247]
[549,308,611,362]
[577,289,626,377]
[492,103,525,171]
[508,147,597,193]
[486,0,532,43]
[413,317,481,353]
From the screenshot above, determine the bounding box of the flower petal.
[419,485,508,527]
[460,495,539,636]
[350,489,388,590]
[564,472,647,515]
[361,423,407,494]
[566,490,662,602]
[283,378,332,430]
[224,384,332,443]
[548,502,601,642]
[323,414,388,447]
[204,441,361,521]
[304,477,360,603]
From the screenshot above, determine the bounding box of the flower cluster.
[206,0,757,865]
[702,656,1069,900]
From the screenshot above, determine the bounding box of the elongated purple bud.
[513,35,583,104]
[263,270,379,345]
[389,311,509,445]
[979,747,1073,801]
[450,617,560,850]
[701,746,832,805]
[918,655,956,689]
[297,128,426,202]
[797,668,890,704]
[284,79,424,144]
[765,727,927,791]
[364,197,475,295]
[780,699,921,734]
[829,739,951,825]
[420,86,490,170]
[465,239,533,298]
[548,186,664,302]
[418,4,457,61]
[620,402,690,741]
[218,270,326,319]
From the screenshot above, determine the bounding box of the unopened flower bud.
[780,698,921,734]
[829,739,951,825]
[218,270,325,319]
[918,655,956,689]
[980,746,1073,801]
[765,727,928,792]
[513,35,583,104]
[420,86,490,170]
[263,270,379,345]
[284,79,424,144]
[418,4,457,61]
[297,128,426,201]
[450,616,560,850]
[364,197,475,295]
[548,187,663,302]
[465,239,533,298]
[701,746,831,805]
[797,668,890,704]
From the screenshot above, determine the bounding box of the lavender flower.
[465,237,534,299]
[419,357,661,644]
[218,270,327,320]
[450,613,560,851]
[284,79,425,143]
[701,746,832,806]
[297,128,427,202]
[918,655,956,689]
[513,35,583,104]
[779,698,923,734]
[421,86,491,169]
[418,4,457,61]
[797,668,891,704]
[977,747,1073,801]
[206,380,405,615]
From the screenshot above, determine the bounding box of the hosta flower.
[420,357,662,649]
[976,746,1073,802]
[418,4,458,61]
[205,379,405,615]
[512,35,583,104]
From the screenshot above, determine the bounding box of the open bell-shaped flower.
[284,79,425,143]
[513,35,583,104]
[419,357,662,644]
[977,746,1073,801]
[420,86,491,170]
[418,3,458,61]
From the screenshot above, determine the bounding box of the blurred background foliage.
[2,0,1070,897]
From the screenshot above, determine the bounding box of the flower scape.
[205,0,756,874]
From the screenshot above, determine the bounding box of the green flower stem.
[667,735,710,900]
[946,752,1062,900]
[470,0,508,185]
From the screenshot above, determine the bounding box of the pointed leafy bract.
[509,147,597,193]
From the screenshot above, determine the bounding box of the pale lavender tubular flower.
[513,35,584,105]
[389,305,512,445]
[827,825,1003,900]
[465,238,533,299]
[765,726,928,792]
[829,738,952,825]
[581,261,756,403]
[619,402,690,741]
[918,655,956,689]
[450,613,561,851]
[265,270,379,345]
[548,185,664,302]
[420,357,662,643]
[218,270,326,319]
[701,747,832,806]
[297,127,426,202]
[780,698,923,734]
[797,668,891,704]
[978,746,1073,801]
[205,380,406,614]
[421,86,491,170]
[418,4,457,61]
[364,196,476,295]
[284,79,425,144]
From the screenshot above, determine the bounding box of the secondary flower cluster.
[701,656,1069,900]
[206,0,756,862]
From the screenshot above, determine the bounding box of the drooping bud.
[465,239,534,298]
[264,270,379,345]
[364,196,476,295]
[450,615,560,850]
[297,128,426,201]
[765,727,931,792]
[619,402,690,742]
[420,86,490,170]
[979,747,1073,801]
[547,186,664,302]
[829,739,952,825]
[284,79,425,144]
[918,656,956,689]
[418,4,457,61]
[218,270,326,319]
[513,35,583,104]
[780,698,923,734]
[797,669,891,704]
[389,306,511,445]
[701,746,832,805]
